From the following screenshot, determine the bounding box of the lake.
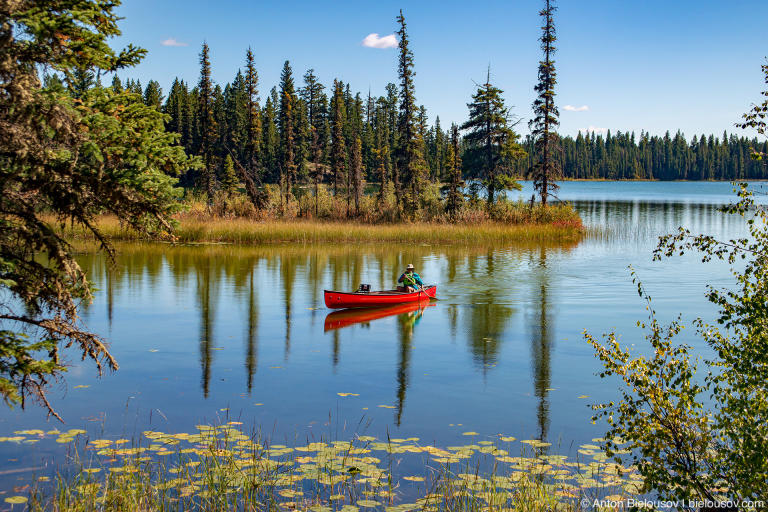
[0,180,761,492]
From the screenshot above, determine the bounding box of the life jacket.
[402,272,418,286]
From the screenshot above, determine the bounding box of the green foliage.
[461,74,525,204]
[0,331,61,409]
[0,0,196,417]
[444,124,465,218]
[220,155,239,197]
[143,80,163,109]
[586,184,768,501]
[737,60,768,161]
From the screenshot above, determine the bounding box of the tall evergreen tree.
[431,115,445,181]
[222,71,247,159]
[460,71,525,204]
[301,69,326,215]
[221,154,239,197]
[330,79,347,197]
[164,78,185,136]
[395,9,427,214]
[110,75,122,93]
[244,48,262,182]
[446,124,464,218]
[385,83,399,174]
[198,43,218,201]
[278,61,297,208]
[143,79,163,109]
[261,89,279,183]
[69,67,95,99]
[528,0,560,205]
[373,102,392,203]
[352,137,363,216]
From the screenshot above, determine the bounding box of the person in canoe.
[397,263,423,293]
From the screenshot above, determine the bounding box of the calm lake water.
[0,180,763,489]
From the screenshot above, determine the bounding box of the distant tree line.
[116,66,768,198]
[514,130,768,181]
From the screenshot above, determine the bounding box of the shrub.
[585,184,768,501]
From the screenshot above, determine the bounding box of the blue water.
[0,181,757,491]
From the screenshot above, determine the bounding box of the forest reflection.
[76,238,577,426]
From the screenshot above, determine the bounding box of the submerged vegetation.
[3,424,644,511]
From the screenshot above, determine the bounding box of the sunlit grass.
[2,424,646,511]
[57,215,583,246]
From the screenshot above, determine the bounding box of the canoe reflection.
[324,302,435,332]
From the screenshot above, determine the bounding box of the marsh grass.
[49,183,583,245]
[56,214,583,246]
[5,425,643,511]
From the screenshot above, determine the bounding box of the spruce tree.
[164,78,184,135]
[301,70,326,215]
[431,115,445,181]
[221,154,239,197]
[446,124,464,218]
[198,43,218,201]
[69,67,95,99]
[222,72,247,159]
[330,79,347,197]
[143,79,163,109]
[385,83,399,176]
[352,137,363,216]
[528,0,560,205]
[395,9,427,215]
[244,48,262,182]
[364,92,376,180]
[373,103,392,203]
[460,71,525,204]
[261,89,279,183]
[110,75,122,93]
[278,61,297,209]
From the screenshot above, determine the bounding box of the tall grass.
[58,216,581,246]
[51,183,584,245]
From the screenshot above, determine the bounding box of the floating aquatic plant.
[0,424,647,511]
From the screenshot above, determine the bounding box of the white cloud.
[563,104,589,112]
[161,38,188,47]
[362,33,397,49]
[579,126,608,135]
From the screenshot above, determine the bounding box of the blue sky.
[111,0,767,139]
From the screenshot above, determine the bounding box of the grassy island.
[57,189,584,246]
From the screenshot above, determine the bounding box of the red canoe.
[324,285,437,309]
